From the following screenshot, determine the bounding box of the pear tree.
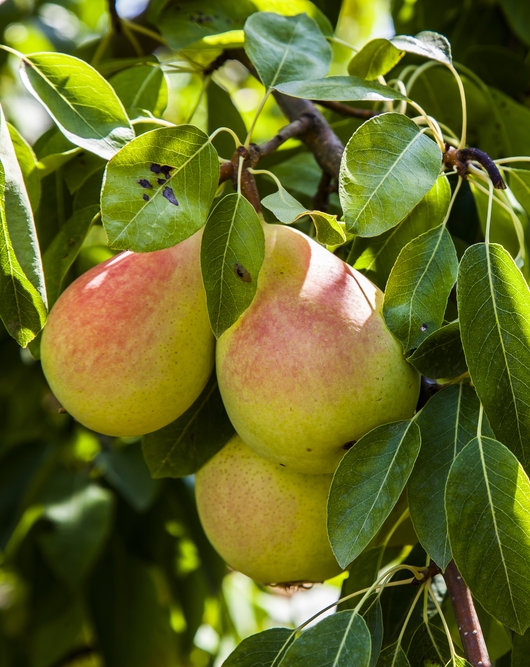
[0,1,530,666]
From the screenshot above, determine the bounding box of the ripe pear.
[195,434,342,584]
[41,230,214,436]
[216,224,420,474]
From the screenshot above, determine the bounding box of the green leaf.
[499,0,530,46]
[446,436,530,633]
[20,52,134,160]
[383,225,458,353]
[0,105,46,302]
[151,0,333,52]
[376,643,411,667]
[37,472,114,587]
[207,80,247,158]
[8,122,41,213]
[408,384,487,570]
[274,75,407,101]
[407,623,450,667]
[513,627,530,667]
[508,168,530,217]
[63,150,106,194]
[339,113,442,237]
[244,12,331,89]
[201,193,265,337]
[96,442,160,513]
[102,125,218,252]
[110,63,168,117]
[445,658,473,667]
[261,189,346,246]
[390,31,452,65]
[457,243,530,470]
[328,420,421,568]
[0,161,47,347]
[348,39,405,80]
[42,205,99,308]
[338,547,383,612]
[281,611,371,667]
[142,374,235,478]
[407,321,468,379]
[349,174,450,291]
[223,627,293,667]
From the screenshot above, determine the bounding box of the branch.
[443,145,506,190]
[443,561,491,667]
[255,114,315,158]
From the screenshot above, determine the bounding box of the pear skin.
[41,230,214,436]
[195,435,342,585]
[216,224,420,474]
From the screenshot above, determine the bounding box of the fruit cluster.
[41,223,420,585]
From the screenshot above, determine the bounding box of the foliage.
[0,0,530,666]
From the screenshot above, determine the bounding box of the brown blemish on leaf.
[233,263,252,282]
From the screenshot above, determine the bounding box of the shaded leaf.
[37,472,114,588]
[142,374,235,478]
[407,623,450,667]
[281,611,371,667]
[20,52,134,160]
[110,63,168,117]
[457,243,530,470]
[407,321,467,379]
[499,0,530,46]
[376,643,410,667]
[383,224,458,353]
[63,150,106,194]
[208,80,247,158]
[328,421,421,568]
[42,204,99,308]
[274,76,407,101]
[508,168,530,217]
[0,161,47,347]
[350,175,450,291]
[348,38,405,80]
[96,442,160,513]
[390,31,452,65]
[513,627,530,667]
[201,193,265,337]
[339,113,442,237]
[151,0,333,52]
[338,547,383,612]
[0,104,46,301]
[446,436,530,633]
[223,627,293,667]
[102,125,218,252]
[409,384,488,569]
[244,12,331,89]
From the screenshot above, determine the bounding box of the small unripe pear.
[195,435,342,585]
[41,230,214,436]
[217,224,419,474]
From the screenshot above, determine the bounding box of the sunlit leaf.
[20,52,134,160]
[281,611,371,667]
[110,63,168,117]
[339,113,442,237]
[8,122,40,213]
[349,175,450,291]
[223,627,293,667]
[458,243,530,470]
[201,193,265,337]
[244,12,331,89]
[390,31,452,65]
[383,225,458,353]
[446,435,530,633]
[142,374,235,478]
[348,38,405,80]
[328,421,421,568]
[274,76,407,101]
[102,125,218,252]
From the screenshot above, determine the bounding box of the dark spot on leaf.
[280,463,286,467]
[343,441,356,451]
[157,178,165,185]
[163,187,179,206]
[233,263,251,282]
[306,448,312,452]
[420,323,428,332]
[143,193,150,201]
[151,163,174,179]
[138,179,153,189]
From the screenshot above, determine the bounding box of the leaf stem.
[122,19,166,45]
[442,560,492,667]
[209,126,242,148]
[447,64,468,149]
[427,581,457,660]
[245,89,271,148]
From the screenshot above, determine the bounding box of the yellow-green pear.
[216,224,420,474]
[41,230,214,437]
[195,434,342,584]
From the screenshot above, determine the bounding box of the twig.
[443,561,491,667]
[443,145,506,190]
[312,170,333,212]
[312,99,382,120]
[107,0,121,33]
[255,114,315,158]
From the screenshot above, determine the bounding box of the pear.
[41,230,214,436]
[216,224,420,474]
[195,434,342,584]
